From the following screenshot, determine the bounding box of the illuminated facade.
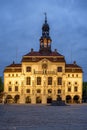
[4,15,83,104]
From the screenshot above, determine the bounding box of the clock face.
[42,64,47,69]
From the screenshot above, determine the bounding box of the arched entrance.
[14,95,20,103]
[66,95,72,103]
[73,95,80,103]
[47,97,52,103]
[5,95,13,103]
[36,96,42,103]
[26,96,31,103]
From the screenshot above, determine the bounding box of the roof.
[24,50,63,57]
[4,62,21,73]
[65,63,83,73]
[22,50,65,62]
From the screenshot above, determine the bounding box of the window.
[75,82,77,84]
[9,81,11,84]
[68,82,71,85]
[8,86,12,92]
[72,74,74,77]
[76,74,78,77]
[8,74,10,77]
[37,89,41,93]
[26,66,31,72]
[26,89,30,93]
[16,74,18,77]
[74,86,78,92]
[15,86,18,91]
[48,77,52,85]
[68,87,71,92]
[58,89,61,94]
[15,81,18,84]
[68,74,70,77]
[26,77,31,85]
[57,67,62,72]
[37,77,41,85]
[48,89,52,94]
[57,77,62,85]
[12,74,14,77]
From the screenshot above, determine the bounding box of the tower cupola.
[39,13,52,54]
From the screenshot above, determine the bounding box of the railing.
[34,71,57,75]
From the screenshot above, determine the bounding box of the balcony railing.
[34,71,57,75]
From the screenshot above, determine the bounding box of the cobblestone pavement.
[0,104,87,130]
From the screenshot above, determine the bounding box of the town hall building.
[4,15,83,104]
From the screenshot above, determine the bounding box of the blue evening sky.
[0,0,87,81]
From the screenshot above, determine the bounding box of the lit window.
[57,77,62,85]
[37,77,41,85]
[57,67,62,72]
[48,77,52,85]
[26,77,31,85]
[26,66,31,72]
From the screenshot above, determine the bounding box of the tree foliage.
[0,77,4,92]
[83,82,87,102]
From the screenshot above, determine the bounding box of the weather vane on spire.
[44,12,47,23]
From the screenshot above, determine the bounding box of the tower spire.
[44,12,47,23]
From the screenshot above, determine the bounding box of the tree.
[0,77,4,92]
[83,82,87,102]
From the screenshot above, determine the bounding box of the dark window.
[48,77,52,85]
[68,87,71,92]
[74,86,78,92]
[37,77,41,85]
[26,77,31,85]
[48,89,52,94]
[26,89,30,93]
[37,89,41,93]
[8,86,12,91]
[57,77,62,85]
[58,89,61,94]
[15,86,18,91]
[57,67,62,72]
[26,66,31,72]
